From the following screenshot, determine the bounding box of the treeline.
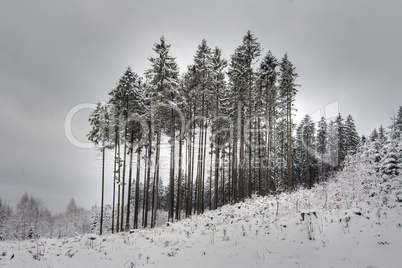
[87,30,366,234]
[0,194,89,240]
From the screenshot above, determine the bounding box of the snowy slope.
[1,176,401,268]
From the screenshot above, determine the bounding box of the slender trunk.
[248,79,252,198]
[202,122,207,214]
[221,152,225,205]
[209,142,213,211]
[142,146,148,227]
[125,129,135,231]
[232,106,238,203]
[111,129,118,234]
[144,122,152,228]
[197,93,205,214]
[287,97,292,190]
[189,112,196,216]
[176,121,183,220]
[121,115,128,231]
[152,109,162,228]
[228,144,231,203]
[100,145,105,235]
[116,137,121,232]
[134,147,141,229]
[239,101,245,200]
[168,109,175,221]
[214,95,220,210]
[257,117,262,195]
[265,86,269,196]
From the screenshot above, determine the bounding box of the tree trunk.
[111,128,118,234]
[134,147,141,229]
[176,120,183,221]
[144,123,152,228]
[100,145,105,235]
[125,129,135,231]
[152,109,162,228]
[121,115,128,231]
[214,95,220,210]
[239,101,245,200]
[168,109,175,221]
[116,136,121,233]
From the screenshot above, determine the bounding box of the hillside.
[1,167,401,268]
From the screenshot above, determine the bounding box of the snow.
[1,176,401,267]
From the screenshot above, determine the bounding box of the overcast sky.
[1,0,401,212]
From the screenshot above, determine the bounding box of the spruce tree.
[87,102,109,235]
[345,114,360,155]
[316,116,327,177]
[278,53,299,189]
[145,36,179,227]
[258,51,278,194]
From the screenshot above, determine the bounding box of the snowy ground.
[1,179,401,268]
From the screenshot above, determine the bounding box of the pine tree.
[145,36,179,227]
[316,116,327,177]
[228,30,261,199]
[299,115,316,188]
[193,39,212,214]
[210,46,227,209]
[258,51,278,194]
[87,102,109,235]
[345,114,360,155]
[278,53,299,189]
[334,114,347,169]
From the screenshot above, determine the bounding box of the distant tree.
[316,117,328,176]
[14,193,51,239]
[0,198,6,240]
[370,128,378,142]
[345,114,360,155]
[296,115,316,188]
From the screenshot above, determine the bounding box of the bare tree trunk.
[239,101,245,200]
[144,123,152,228]
[176,121,183,221]
[248,80,253,198]
[100,145,105,235]
[202,122,207,214]
[152,109,162,228]
[125,129,135,231]
[116,138,121,233]
[214,95,220,210]
[121,115,128,231]
[134,147,141,229]
[111,129,118,234]
[209,142,213,211]
[142,146,148,227]
[168,109,175,221]
[287,96,292,190]
[232,106,238,203]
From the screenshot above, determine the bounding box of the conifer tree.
[258,51,278,194]
[210,46,227,209]
[316,116,327,177]
[193,39,212,214]
[345,114,360,155]
[278,53,299,189]
[145,36,179,227]
[87,102,109,235]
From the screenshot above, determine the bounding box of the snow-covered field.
[1,175,401,268]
